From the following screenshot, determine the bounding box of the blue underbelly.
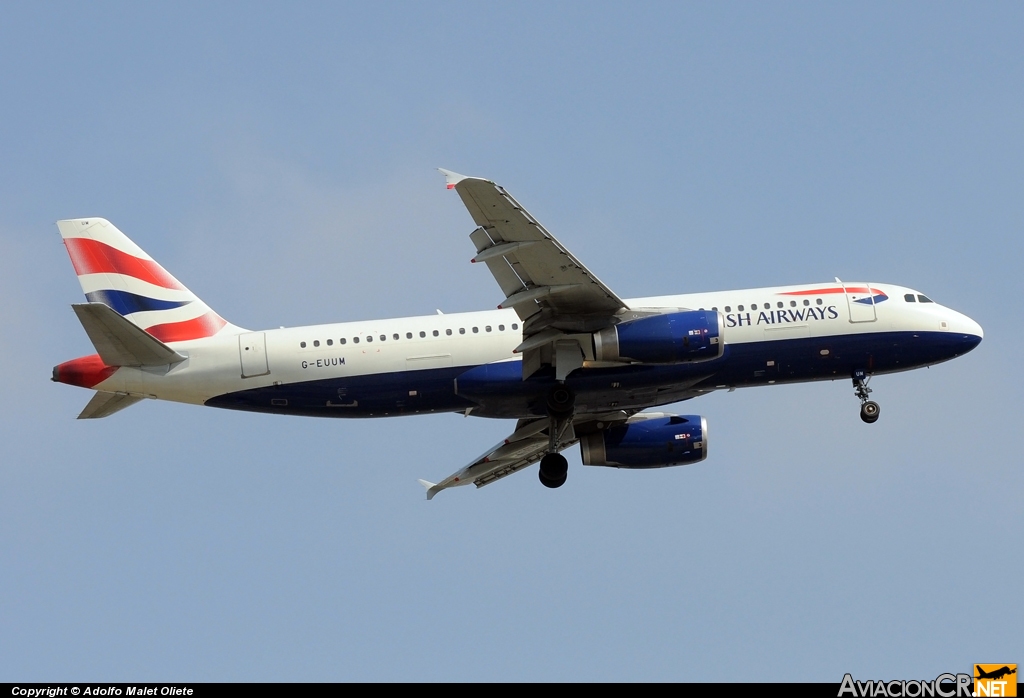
[204,330,979,419]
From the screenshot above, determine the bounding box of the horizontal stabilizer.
[72,302,187,367]
[78,391,143,419]
[417,479,441,501]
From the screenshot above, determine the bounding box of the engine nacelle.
[579,414,708,469]
[593,310,723,364]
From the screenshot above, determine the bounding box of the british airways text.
[725,305,839,328]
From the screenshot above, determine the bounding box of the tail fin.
[56,218,241,342]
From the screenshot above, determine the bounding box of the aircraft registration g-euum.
[52,170,983,499]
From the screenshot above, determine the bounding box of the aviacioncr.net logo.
[974,665,1017,697]
[839,673,973,697]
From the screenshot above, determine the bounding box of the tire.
[860,401,880,423]
[539,468,568,489]
[539,452,569,488]
[546,386,575,417]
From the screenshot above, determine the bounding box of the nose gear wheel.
[852,371,880,424]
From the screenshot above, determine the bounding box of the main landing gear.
[539,453,568,489]
[853,370,880,424]
[539,385,574,489]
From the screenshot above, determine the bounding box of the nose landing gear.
[853,370,880,424]
[539,386,574,488]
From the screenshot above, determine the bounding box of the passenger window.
[751,304,757,310]
[725,306,731,312]
[918,295,933,303]
[904,294,916,302]
[327,339,333,346]
[353,337,360,344]
[816,298,823,305]
[712,307,717,311]
[790,300,797,307]
[432,330,439,337]
[459,328,465,334]
[419,331,426,338]
[777,302,783,308]
[803,300,810,306]
[512,323,519,330]
[393,333,399,340]
[738,305,744,311]
[380,335,386,341]
[486,326,492,332]
[406,332,413,339]
[499,324,505,331]
[313,340,320,347]
[446,329,452,336]
[473,327,479,333]
[340,338,347,345]
[300,341,306,348]
[366,336,373,342]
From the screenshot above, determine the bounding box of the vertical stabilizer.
[56,218,243,342]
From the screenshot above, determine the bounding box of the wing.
[440,169,628,377]
[418,417,569,500]
[418,411,636,499]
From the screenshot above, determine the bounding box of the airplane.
[976,666,1016,681]
[51,169,983,499]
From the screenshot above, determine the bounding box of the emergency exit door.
[839,278,879,323]
[239,332,270,378]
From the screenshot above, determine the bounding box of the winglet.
[417,479,441,501]
[437,168,469,190]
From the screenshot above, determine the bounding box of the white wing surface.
[440,169,628,378]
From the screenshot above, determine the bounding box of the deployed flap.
[72,303,186,367]
[78,391,143,419]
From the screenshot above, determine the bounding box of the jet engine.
[593,310,723,364]
[580,413,708,468]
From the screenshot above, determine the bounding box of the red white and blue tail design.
[56,218,242,342]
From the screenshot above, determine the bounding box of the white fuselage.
[87,281,983,414]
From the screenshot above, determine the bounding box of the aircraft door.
[839,278,878,323]
[239,332,270,378]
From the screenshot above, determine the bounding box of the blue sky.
[1,2,1020,681]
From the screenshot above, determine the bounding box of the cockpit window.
[918,295,934,303]
[904,294,916,302]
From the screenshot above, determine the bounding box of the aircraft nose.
[948,310,983,353]
[967,316,984,341]
[957,311,983,339]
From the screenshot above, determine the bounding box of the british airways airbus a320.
[52,170,983,498]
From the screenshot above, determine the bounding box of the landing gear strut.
[539,386,574,488]
[853,370,880,424]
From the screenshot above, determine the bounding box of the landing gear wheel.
[860,401,880,424]
[539,452,568,489]
[852,372,880,424]
[546,386,575,418]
